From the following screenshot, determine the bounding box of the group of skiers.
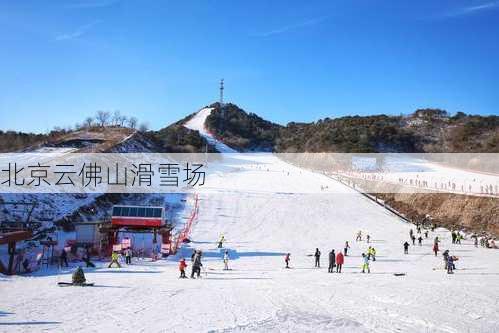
[309,244,372,274]
[405,226,464,274]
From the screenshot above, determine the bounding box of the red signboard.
[111,217,163,227]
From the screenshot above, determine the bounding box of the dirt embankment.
[378,192,499,237]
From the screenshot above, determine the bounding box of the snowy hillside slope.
[0,130,159,225]
[1,108,499,333]
[184,107,238,153]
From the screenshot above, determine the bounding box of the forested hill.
[204,103,498,153]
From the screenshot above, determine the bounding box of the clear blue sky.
[1,0,498,133]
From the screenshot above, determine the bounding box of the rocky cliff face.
[378,193,499,237]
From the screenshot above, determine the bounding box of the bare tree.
[96,110,111,127]
[84,117,94,128]
[138,122,149,132]
[128,117,138,129]
[112,110,122,126]
[119,115,127,127]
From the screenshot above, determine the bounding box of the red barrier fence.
[170,194,199,255]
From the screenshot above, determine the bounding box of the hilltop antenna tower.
[219,79,224,106]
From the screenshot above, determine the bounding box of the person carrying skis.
[179,258,187,278]
[108,251,121,268]
[328,249,336,273]
[356,231,362,241]
[191,250,203,278]
[314,248,321,268]
[344,241,350,256]
[335,251,344,273]
[223,250,230,270]
[361,253,370,273]
[403,241,410,254]
[284,253,291,268]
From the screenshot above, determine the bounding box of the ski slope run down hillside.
[1,108,499,333]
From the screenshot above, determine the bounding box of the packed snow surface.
[1,109,499,332]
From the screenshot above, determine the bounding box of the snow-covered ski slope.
[184,107,238,153]
[2,108,499,333]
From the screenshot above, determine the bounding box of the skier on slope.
[411,234,416,245]
[284,253,291,268]
[217,234,225,248]
[335,251,344,273]
[418,236,423,246]
[368,246,376,261]
[366,234,371,243]
[179,258,188,278]
[124,248,132,265]
[361,253,370,273]
[443,250,450,270]
[433,242,439,256]
[356,231,362,241]
[314,248,321,268]
[344,241,350,256]
[328,249,336,273]
[223,250,230,270]
[403,241,410,254]
[108,251,122,268]
[447,254,456,274]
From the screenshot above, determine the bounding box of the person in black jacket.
[314,248,321,268]
[328,250,336,273]
[191,250,203,278]
[403,242,410,254]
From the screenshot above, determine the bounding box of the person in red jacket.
[179,258,188,278]
[433,242,439,257]
[336,251,344,273]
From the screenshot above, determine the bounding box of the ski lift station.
[73,205,174,258]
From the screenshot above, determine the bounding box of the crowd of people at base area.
[282,225,493,276]
[404,226,473,274]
